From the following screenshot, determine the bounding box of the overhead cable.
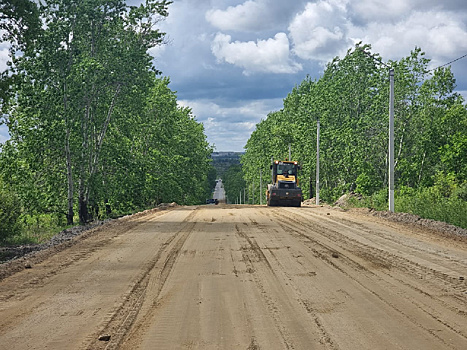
[428,53,467,72]
[358,47,391,68]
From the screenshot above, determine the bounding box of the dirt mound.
[331,193,466,238]
[370,210,467,238]
[302,198,316,205]
[334,192,363,207]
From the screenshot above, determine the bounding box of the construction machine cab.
[267,160,303,207]
[271,161,300,182]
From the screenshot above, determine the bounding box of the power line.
[358,47,391,68]
[428,53,467,72]
[358,47,467,73]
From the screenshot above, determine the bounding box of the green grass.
[1,207,147,247]
[345,186,467,230]
[395,190,467,229]
[1,213,71,246]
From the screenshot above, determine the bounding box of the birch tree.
[3,0,171,224]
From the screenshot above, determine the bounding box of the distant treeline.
[212,152,243,178]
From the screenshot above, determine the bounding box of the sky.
[1,0,467,151]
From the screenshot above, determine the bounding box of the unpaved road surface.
[1,205,466,349]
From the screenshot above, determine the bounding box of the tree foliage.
[0,0,214,233]
[222,165,246,204]
[242,44,467,205]
[0,179,22,241]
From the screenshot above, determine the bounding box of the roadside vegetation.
[345,176,467,229]
[241,43,466,229]
[222,165,246,204]
[0,0,215,244]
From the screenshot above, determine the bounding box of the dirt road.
[1,205,466,349]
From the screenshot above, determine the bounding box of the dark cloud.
[169,67,301,102]
[1,0,466,151]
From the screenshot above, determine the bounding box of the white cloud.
[348,0,413,24]
[211,32,302,75]
[0,42,10,72]
[288,1,352,61]
[205,0,309,33]
[0,124,10,144]
[206,0,268,32]
[148,44,166,59]
[179,98,284,151]
[353,10,467,64]
[180,98,282,122]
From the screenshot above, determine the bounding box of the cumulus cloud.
[349,0,467,25]
[179,98,284,151]
[211,32,302,75]
[206,0,268,32]
[180,98,283,123]
[353,10,467,64]
[347,0,413,25]
[205,0,307,32]
[288,0,352,61]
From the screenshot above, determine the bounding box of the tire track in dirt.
[247,211,339,349]
[277,208,467,299]
[292,208,467,280]
[86,210,198,350]
[0,207,176,283]
[283,208,467,312]
[234,220,337,350]
[0,210,175,337]
[234,223,294,350]
[271,208,467,348]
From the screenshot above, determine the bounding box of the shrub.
[355,172,380,196]
[395,183,467,229]
[0,185,22,241]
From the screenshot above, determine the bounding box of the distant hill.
[211,152,243,177]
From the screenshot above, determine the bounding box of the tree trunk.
[64,75,74,225]
[66,128,74,225]
[79,193,89,224]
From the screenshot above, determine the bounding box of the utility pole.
[244,188,246,205]
[316,118,320,206]
[288,143,291,160]
[239,190,242,205]
[389,69,395,212]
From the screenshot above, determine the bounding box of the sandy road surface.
[0,205,466,350]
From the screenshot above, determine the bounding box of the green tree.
[0,179,22,241]
[0,0,40,107]
[3,0,171,224]
[243,43,466,205]
[222,165,246,204]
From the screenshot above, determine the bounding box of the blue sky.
[2,0,467,151]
